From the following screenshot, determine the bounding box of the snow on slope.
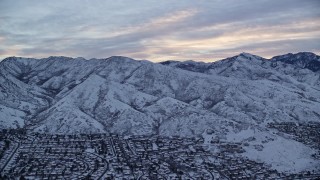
[225,127,320,173]
[0,104,25,129]
[243,136,319,173]
[34,104,105,134]
[146,96,227,137]
[33,74,157,135]
[33,73,231,136]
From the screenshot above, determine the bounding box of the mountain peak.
[47,56,75,60]
[271,52,320,72]
[103,56,140,64]
[238,52,264,61]
[272,52,318,60]
[107,56,134,60]
[239,52,255,57]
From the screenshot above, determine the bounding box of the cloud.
[0,0,319,61]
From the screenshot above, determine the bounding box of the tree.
[84,174,92,180]
[4,139,10,149]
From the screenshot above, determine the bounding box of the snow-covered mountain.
[1,52,320,173]
[1,52,319,134]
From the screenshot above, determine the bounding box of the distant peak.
[295,52,317,56]
[239,52,254,57]
[2,56,17,61]
[107,56,133,60]
[48,56,73,59]
[75,57,87,61]
[104,56,137,63]
[183,60,200,64]
[272,52,317,57]
[271,52,320,72]
[159,60,179,65]
[237,52,264,61]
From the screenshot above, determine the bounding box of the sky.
[0,0,319,62]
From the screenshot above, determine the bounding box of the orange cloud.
[132,19,320,61]
[71,9,198,39]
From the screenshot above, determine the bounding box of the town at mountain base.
[0,52,320,173]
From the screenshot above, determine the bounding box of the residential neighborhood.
[0,127,319,179]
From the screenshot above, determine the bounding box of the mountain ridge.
[1,52,319,134]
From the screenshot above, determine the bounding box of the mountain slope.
[1,53,319,134]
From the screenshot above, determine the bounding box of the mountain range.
[1,52,320,172]
[1,52,319,134]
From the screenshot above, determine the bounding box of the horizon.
[0,0,320,62]
[1,51,319,63]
